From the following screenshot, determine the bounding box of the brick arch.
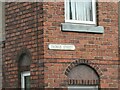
[15,47,32,71]
[65,59,102,77]
[16,47,32,62]
[65,59,103,85]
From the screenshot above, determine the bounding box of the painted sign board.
[48,44,75,50]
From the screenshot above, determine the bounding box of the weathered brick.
[2,1,120,90]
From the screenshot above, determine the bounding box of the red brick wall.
[3,2,44,88]
[43,1,119,89]
[3,1,119,89]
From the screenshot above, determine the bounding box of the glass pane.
[69,87,98,90]
[25,76,30,90]
[89,1,93,21]
[67,0,93,21]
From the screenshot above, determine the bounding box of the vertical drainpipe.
[118,1,120,89]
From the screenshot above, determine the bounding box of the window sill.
[61,23,104,34]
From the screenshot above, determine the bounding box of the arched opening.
[19,53,30,72]
[18,53,31,89]
[67,64,100,90]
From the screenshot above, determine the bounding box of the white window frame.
[21,71,30,89]
[68,86,98,90]
[65,0,96,25]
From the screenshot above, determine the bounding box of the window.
[18,52,31,89]
[21,71,30,90]
[62,0,104,33]
[66,64,99,90]
[65,0,96,24]
[68,86,98,90]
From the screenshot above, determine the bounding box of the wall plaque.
[48,44,75,50]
